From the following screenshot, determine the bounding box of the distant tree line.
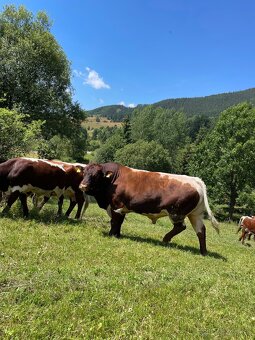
[87,89,255,122]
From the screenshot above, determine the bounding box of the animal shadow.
[102,231,227,261]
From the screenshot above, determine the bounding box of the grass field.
[0,200,254,339]
[82,116,121,133]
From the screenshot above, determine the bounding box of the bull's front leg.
[109,209,125,237]
[65,199,76,218]
[57,195,64,216]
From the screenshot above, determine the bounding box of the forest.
[1,5,255,220]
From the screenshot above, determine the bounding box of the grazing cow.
[79,163,219,255]
[237,216,255,244]
[0,157,88,218]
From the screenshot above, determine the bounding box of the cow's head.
[79,163,112,194]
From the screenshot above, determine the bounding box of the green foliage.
[122,115,132,144]
[94,131,126,163]
[38,135,73,161]
[115,140,171,172]
[0,5,86,139]
[91,126,119,143]
[189,102,255,218]
[0,107,43,160]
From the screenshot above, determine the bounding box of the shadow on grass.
[0,208,85,226]
[102,231,227,261]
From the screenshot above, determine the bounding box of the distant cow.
[79,163,219,255]
[237,216,255,244]
[0,157,88,218]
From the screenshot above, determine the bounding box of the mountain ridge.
[87,87,255,121]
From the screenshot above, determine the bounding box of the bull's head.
[79,163,112,194]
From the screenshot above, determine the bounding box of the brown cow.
[34,159,89,219]
[79,163,219,255]
[0,157,88,218]
[237,216,255,244]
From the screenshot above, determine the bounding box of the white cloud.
[73,69,85,78]
[99,98,104,104]
[73,67,110,90]
[84,67,110,89]
[118,101,137,108]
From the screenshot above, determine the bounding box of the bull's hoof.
[109,231,120,238]
[162,236,171,243]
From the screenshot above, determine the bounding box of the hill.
[87,87,255,121]
[88,105,133,122]
[154,87,255,116]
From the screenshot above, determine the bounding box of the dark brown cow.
[237,216,255,244]
[34,159,89,219]
[0,157,88,218]
[79,162,219,255]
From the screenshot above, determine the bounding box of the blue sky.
[2,0,255,110]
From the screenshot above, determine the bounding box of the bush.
[115,140,171,172]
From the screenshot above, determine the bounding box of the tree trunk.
[228,181,237,221]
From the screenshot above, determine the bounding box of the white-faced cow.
[79,162,219,255]
[0,157,88,218]
[237,216,255,244]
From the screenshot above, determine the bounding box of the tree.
[122,115,132,144]
[0,5,85,139]
[114,140,171,172]
[0,107,43,160]
[188,102,255,219]
[95,131,126,163]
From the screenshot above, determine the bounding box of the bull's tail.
[200,179,220,234]
[237,217,243,234]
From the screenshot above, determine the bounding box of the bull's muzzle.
[79,183,88,191]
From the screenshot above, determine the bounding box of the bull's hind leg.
[2,191,19,214]
[188,214,207,256]
[109,209,125,237]
[163,218,186,243]
[19,193,29,217]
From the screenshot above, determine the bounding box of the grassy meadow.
[82,116,121,136]
[0,200,254,339]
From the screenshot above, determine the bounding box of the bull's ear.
[75,167,82,173]
[105,171,113,179]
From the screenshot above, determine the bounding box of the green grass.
[0,201,254,339]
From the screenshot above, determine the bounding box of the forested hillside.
[88,88,255,121]
[88,105,133,122]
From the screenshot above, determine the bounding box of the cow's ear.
[105,171,113,179]
[75,167,82,173]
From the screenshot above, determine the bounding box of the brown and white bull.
[34,159,89,219]
[79,162,219,255]
[237,216,255,244]
[0,157,88,218]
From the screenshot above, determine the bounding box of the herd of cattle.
[0,157,254,255]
